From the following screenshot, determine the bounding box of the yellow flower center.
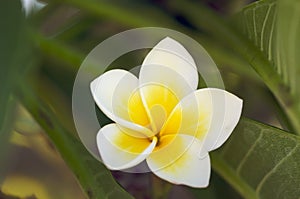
[128,84,180,148]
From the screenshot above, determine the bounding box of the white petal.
[147,135,210,188]
[97,124,157,170]
[21,0,46,16]
[200,88,243,153]
[139,38,198,132]
[90,69,153,137]
[160,88,211,139]
[141,37,198,90]
[139,65,194,102]
[160,88,242,155]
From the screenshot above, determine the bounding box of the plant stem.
[151,174,172,199]
[210,153,257,199]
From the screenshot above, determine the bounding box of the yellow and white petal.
[199,88,243,153]
[90,69,153,137]
[160,88,213,139]
[97,124,157,170]
[160,88,242,154]
[139,65,194,103]
[139,38,198,132]
[146,134,210,188]
[140,37,198,91]
[138,84,181,133]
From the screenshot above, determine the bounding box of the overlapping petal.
[138,84,180,133]
[97,124,157,170]
[200,88,243,153]
[146,134,210,187]
[90,69,154,137]
[160,88,242,154]
[90,37,243,187]
[139,37,197,132]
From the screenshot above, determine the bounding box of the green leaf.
[211,118,300,199]
[276,0,300,98]
[233,0,300,133]
[33,32,85,71]
[18,83,133,199]
[190,171,241,199]
[0,0,31,165]
[236,0,300,97]
[0,0,20,130]
[57,0,176,27]
[170,0,300,134]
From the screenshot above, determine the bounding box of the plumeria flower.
[90,37,242,187]
[21,0,46,16]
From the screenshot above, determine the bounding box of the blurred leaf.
[33,32,84,70]
[234,0,300,133]
[14,105,41,136]
[18,83,133,199]
[58,0,175,27]
[0,0,32,174]
[211,118,300,199]
[276,0,300,97]
[0,0,21,132]
[3,131,86,199]
[0,190,32,199]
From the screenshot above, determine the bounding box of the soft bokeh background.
[0,0,288,198]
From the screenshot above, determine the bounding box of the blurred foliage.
[2,110,86,199]
[1,0,300,198]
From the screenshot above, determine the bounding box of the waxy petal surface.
[90,69,154,137]
[97,124,157,170]
[141,37,198,90]
[161,88,242,154]
[147,134,210,187]
[139,38,197,132]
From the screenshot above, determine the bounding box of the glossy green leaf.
[234,0,300,133]
[276,0,300,98]
[236,0,300,97]
[190,171,241,199]
[211,118,300,199]
[170,0,300,134]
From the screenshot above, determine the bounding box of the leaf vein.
[252,7,258,45]
[260,4,271,51]
[268,3,276,62]
[255,144,299,195]
[236,132,263,175]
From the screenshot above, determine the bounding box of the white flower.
[20,0,46,16]
[90,37,242,187]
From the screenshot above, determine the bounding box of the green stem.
[151,174,172,199]
[210,153,257,199]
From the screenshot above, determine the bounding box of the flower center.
[149,104,167,134]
